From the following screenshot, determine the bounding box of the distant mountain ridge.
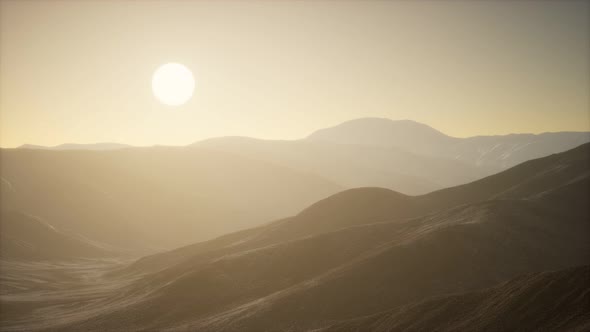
[307,118,457,150]
[195,118,589,195]
[19,118,590,172]
[18,142,132,151]
[306,117,590,170]
[195,136,483,195]
[17,118,589,195]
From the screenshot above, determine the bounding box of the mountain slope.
[181,194,588,331]
[320,265,590,332]
[419,141,590,211]
[306,118,590,171]
[28,144,589,331]
[0,147,341,250]
[54,193,589,331]
[196,136,484,195]
[0,210,109,261]
[120,143,590,276]
[196,118,589,196]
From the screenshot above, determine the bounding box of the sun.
[152,63,195,106]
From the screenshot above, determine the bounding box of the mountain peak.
[306,117,455,149]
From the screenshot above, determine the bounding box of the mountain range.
[307,118,590,170]
[1,119,588,331]
[17,143,133,151]
[0,147,341,251]
[20,118,590,195]
[1,142,587,331]
[5,118,588,252]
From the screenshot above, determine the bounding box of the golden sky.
[1,0,589,148]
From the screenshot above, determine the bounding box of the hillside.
[320,265,590,332]
[176,194,588,331]
[0,147,341,251]
[419,141,590,210]
[0,210,109,261]
[124,143,590,276]
[195,136,484,195]
[12,144,586,331]
[46,189,589,331]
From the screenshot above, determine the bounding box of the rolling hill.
[121,142,590,276]
[195,137,483,195]
[18,143,133,151]
[0,146,341,251]
[15,143,587,331]
[0,210,109,261]
[7,118,584,253]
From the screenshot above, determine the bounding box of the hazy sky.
[1,0,589,147]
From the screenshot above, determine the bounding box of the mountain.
[120,143,590,277]
[14,143,587,331]
[0,147,341,251]
[0,210,109,261]
[306,117,590,171]
[306,118,457,151]
[419,140,590,211]
[195,118,590,195]
[443,132,590,170]
[18,142,133,151]
[15,119,588,198]
[195,137,486,195]
[320,265,590,332]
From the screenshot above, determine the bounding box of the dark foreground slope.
[16,144,585,331]
[320,265,590,332]
[175,193,588,331]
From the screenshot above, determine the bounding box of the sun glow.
[151,63,195,106]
